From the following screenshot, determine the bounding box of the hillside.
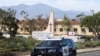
[1,3,90,19]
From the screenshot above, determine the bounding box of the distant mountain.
[1,3,91,19]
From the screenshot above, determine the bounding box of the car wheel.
[72,54,76,56]
[72,50,76,56]
[57,53,63,56]
[31,52,34,56]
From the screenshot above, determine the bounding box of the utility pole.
[90,10,96,39]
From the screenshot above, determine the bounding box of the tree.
[0,8,8,23]
[62,14,70,32]
[1,8,19,37]
[35,14,48,31]
[81,12,100,39]
[76,12,84,21]
[0,9,5,18]
[28,19,36,34]
[20,10,29,19]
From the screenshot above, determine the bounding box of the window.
[69,39,76,48]
[66,40,72,47]
[62,39,67,45]
[81,28,85,32]
[21,28,23,31]
[89,28,93,32]
[25,28,29,32]
[74,28,77,32]
[54,28,56,32]
[62,39,72,48]
[44,27,46,30]
[66,28,70,31]
[60,28,63,32]
[39,40,60,47]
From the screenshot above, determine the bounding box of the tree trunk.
[96,30,100,39]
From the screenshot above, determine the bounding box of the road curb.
[77,47,100,54]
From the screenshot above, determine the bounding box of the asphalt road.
[77,51,100,56]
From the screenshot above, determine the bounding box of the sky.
[0,0,100,12]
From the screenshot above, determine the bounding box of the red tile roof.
[70,21,80,25]
[18,19,80,25]
[55,20,80,25]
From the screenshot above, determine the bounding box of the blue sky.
[0,0,100,12]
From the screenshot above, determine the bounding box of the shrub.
[91,41,97,47]
[0,36,40,52]
[93,40,100,46]
[0,48,13,56]
[25,36,40,50]
[84,41,92,47]
[97,40,100,46]
[90,40,100,47]
[76,43,85,49]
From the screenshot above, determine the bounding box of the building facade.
[54,19,93,36]
[17,19,93,36]
[17,20,30,34]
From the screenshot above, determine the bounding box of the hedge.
[76,40,100,49]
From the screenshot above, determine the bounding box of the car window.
[69,39,76,48]
[39,40,60,47]
[62,39,67,45]
[66,39,72,47]
[62,39,72,47]
[62,39,73,48]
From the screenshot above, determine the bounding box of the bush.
[89,40,100,47]
[84,41,92,47]
[91,41,97,47]
[76,43,85,49]
[25,36,40,50]
[85,35,93,41]
[76,40,100,49]
[0,36,40,52]
[97,40,100,46]
[0,48,14,56]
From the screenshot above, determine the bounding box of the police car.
[31,38,77,56]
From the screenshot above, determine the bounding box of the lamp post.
[90,10,94,19]
[90,10,94,28]
[90,10,96,38]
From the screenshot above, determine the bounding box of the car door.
[66,39,74,54]
[61,39,69,56]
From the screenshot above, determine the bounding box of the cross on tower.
[49,22,53,32]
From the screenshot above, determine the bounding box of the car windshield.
[39,40,60,47]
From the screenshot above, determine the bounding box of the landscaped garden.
[0,36,40,56]
[0,36,100,56]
